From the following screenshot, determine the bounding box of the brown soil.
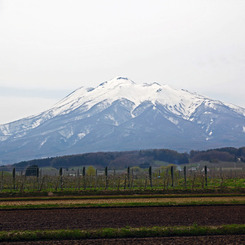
[1,196,244,206]
[0,205,244,231]
[1,235,245,245]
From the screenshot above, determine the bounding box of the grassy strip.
[0,193,244,202]
[1,187,244,198]
[0,224,244,242]
[0,200,244,210]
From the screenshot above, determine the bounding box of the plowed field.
[1,235,244,245]
[0,205,244,231]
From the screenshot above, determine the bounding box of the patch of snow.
[130,110,136,118]
[77,129,90,140]
[13,132,27,138]
[40,138,48,148]
[59,128,74,139]
[78,133,86,139]
[0,136,8,141]
[205,118,214,133]
[224,102,245,117]
[167,117,179,125]
[105,114,119,126]
[0,125,10,135]
[243,126,245,133]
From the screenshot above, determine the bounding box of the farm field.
[0,195,244,244]
[0,166,244,243]
[0,205,244,231]
[0,195,244,208]
[1,235,244,245]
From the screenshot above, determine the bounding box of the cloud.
[0,0,245,122]
[0,96,58,124]
[0,86,70,99]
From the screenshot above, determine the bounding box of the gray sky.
[0,0,245,124]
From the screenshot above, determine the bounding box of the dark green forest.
[1,146,244,171]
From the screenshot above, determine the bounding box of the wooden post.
[149,166,152,188]
[205,165,208,187]
[12,168,16,190]
[171,166,174,187]
[166,168,169,189]
[1,170,3,191]
[184,166,187,187]
[36,167,39,178]
[95,169,98,189]
[77,169,80,190]
[82,167,86,189]
[131,168,134,188]
[36,167,39,190]
[105,166,108,189]
[59,168,63,189]
[127,167,130,188]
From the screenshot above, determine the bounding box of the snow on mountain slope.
[50,76,206,119]
[0,77,245,164]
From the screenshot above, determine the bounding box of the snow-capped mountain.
[1,77,245,164]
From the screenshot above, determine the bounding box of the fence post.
[82,167,86,189]
[36,167,39,190]
[149,166,152,188]
[59,168,63,189]
[12,168,16,190]
[127,167,130,188]
[171,166,174,187]
[205,165,208,187]
[184,166,187,187]
[1,170,3,191]
[105,166,108,189]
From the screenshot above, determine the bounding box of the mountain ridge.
[0,77,245,164]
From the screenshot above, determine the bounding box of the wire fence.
[0,165,244,192]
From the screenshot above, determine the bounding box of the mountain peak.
[115,76,129,80]
[1,77,245,163]
[99,77,135,87]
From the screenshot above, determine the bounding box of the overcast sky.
[0,0,245,124]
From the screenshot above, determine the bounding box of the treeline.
[9,149,189,170]
[1,146,244,171]
[190,147,245,163]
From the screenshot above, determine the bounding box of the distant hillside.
[190,147,245,163]
[1,146,244,171]
[8,149,189,170]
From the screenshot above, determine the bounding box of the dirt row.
[0,205,244,231]
[0,196,244,206]
[0,235,244,245]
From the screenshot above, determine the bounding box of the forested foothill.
[1,146,244,171]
